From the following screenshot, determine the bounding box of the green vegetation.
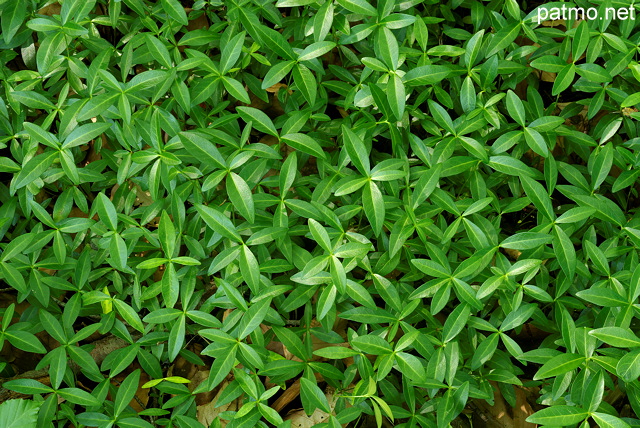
[1,0,640,427]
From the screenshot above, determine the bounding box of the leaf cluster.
[0,0,640,427]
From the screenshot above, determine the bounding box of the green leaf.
[259,403,284,425]
[334,176,369,196]
[470,333,499,369]
[403,65,451,86]
[292,63,317,106]
[591,413,630,428]
[95,193,118,231]
[255,26,295,60]
[57,388,101,407]
[376,27,398,70]
[341,125,370,175]
[459,78,478,116]
[555,207,596,224]
[576,63,612,83]
[48,346,67,389]
[526,406,588,426]
[486,22,520,57]
[161,262,179,308]
[500,303,536,331]
[168,315,185,361]
[488,156,536,177]
[524,127,549,158]
[340,307,396,324]
[4,330,46,354]
[0,234,34,263]
[113,299,144,333]
[300,377,331,414]
[13,92,56,110]
[442,304,470,343]
[313,0,334,41]
[36,32,67,75]
[453,247,496,279]
[0,399,40,428]
[589,327,640,348]
[76,92,120,121]
[202,347,237,390]
[227,172,255,223]
[308,218,331,253]
[143,308,181,324]
[239,244,260,293]
[351,335,393,355]
[136,258,168,270]
[464,30,484,67]
[13,151,58,190]
[195,204,242,242]
[272,326,308,360]
[583,371,605,413]
[612,169,640,193]
[572,20,590,61]
[553,225,576,281]
[387,74,405,121]
[221,31,245,74]
[428,45,465,57]
[0,263,28,294]
[281,133,326,160]
[520,175,556,221]
[533,353,585,380]
[158,211,176,257]
[573,194,625,227]
[622,92,640,108]
[2,0,27,44]
[298,41,336,61]
[180,131,227,170]
[222,77,251,104]
[261,60,296,90]
[237,299,271,339]
[396,352,427,382]
[616,349,640,382]
[529,116,564,132]
[237,106,278,137]
[552,64,576,96]
[0,158,20,173]
[428,100,455,135]
[335,0,377,16]
[576,287,627,307]
[372,274,402,312]
[216,278,247,312]
[437,382,469,428]
[590,143,613,191]
[63,122,111,150]
[146,34,172,68]
[114,370,141,417]
[412,165,441,208]
[506,90,525,127]
[313,346,360,359]
[2,379,53,395]
[458,137,488,162]
[530,55,566,72]
[161,0,188,25]
[362,180,385,236]
[279,152,297,197]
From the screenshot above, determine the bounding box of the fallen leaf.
[284,387,347,428]
[197,379,242,427]
[265,83,290,94]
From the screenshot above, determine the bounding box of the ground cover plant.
[1,0,640,426]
